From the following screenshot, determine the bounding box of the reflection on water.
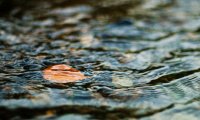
[1,0,200,120]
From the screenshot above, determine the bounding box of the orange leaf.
[43,64,87,83]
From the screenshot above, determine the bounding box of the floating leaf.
[43,64,87,83]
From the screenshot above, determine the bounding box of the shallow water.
[1,0,200,119]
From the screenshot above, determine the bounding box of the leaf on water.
[43,64,87,83]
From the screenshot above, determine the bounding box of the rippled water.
[1,0,200,119]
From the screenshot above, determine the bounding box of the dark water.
[1,0,200,119]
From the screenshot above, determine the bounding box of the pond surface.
[1,0,200,119]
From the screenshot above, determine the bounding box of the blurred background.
[1,0,200,120]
